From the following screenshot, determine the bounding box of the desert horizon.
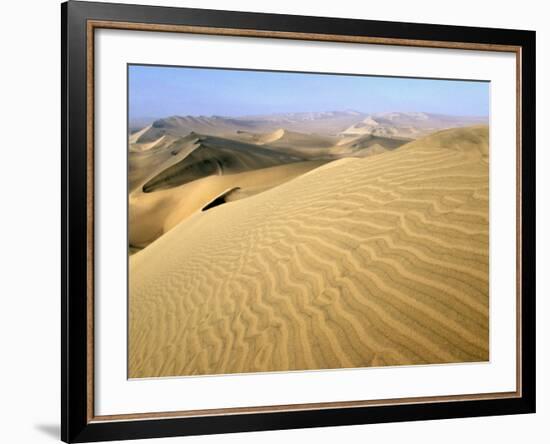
[127,66,489,379]
[129,109,488,132]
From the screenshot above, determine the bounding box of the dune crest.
[129,124,152,144]
[256,128,285,144]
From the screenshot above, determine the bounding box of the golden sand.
[128,126,489,378]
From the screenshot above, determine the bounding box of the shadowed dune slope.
[334,133,412,156]
[129,133,303,193]
[129,133,197,193]
[129,125,489,378]
[141,135,303,193]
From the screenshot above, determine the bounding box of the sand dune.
[231,128,286,145]
[128,133,195,193]
[341,112,488,138]
[128,129,410,249]
[128,112,478,195]
[129,124,152,144]
[128,131,328,249]
[131,111,488,143]
[228,129,367,159]
[129,160,327,248]
[128,125,489,378]
[129,135,167,153]
[133,111,368,141]
[334,133,412,155]
[140,135,302,193]
[128,133,302,192]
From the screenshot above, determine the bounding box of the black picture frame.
[61,1,536,442]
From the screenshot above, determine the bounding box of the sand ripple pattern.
[129,126,489,378]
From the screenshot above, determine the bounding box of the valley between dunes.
[128,125,489,378]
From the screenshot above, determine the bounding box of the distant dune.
[130,111,488,142]
[247,128,286,145]
[335,133,413,154]
[341,112,488,138]
[132,111,367,141]
[128,125,489,378]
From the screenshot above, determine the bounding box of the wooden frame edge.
[86,18,95,424]
[91,391,520,423]
[89,19,521,52]
[84,18,525,425]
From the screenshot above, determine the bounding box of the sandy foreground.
[128,126,489,378]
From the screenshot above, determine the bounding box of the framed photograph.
[61,1,536,442]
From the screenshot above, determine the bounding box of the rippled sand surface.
[128,126,489,378]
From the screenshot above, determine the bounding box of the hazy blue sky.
[129,65,489,121]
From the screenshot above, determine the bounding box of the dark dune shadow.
[34,424,59,440]
[202,187,241,212]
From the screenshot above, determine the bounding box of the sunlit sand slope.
[129,125,489,378]
[129,160,327,248]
